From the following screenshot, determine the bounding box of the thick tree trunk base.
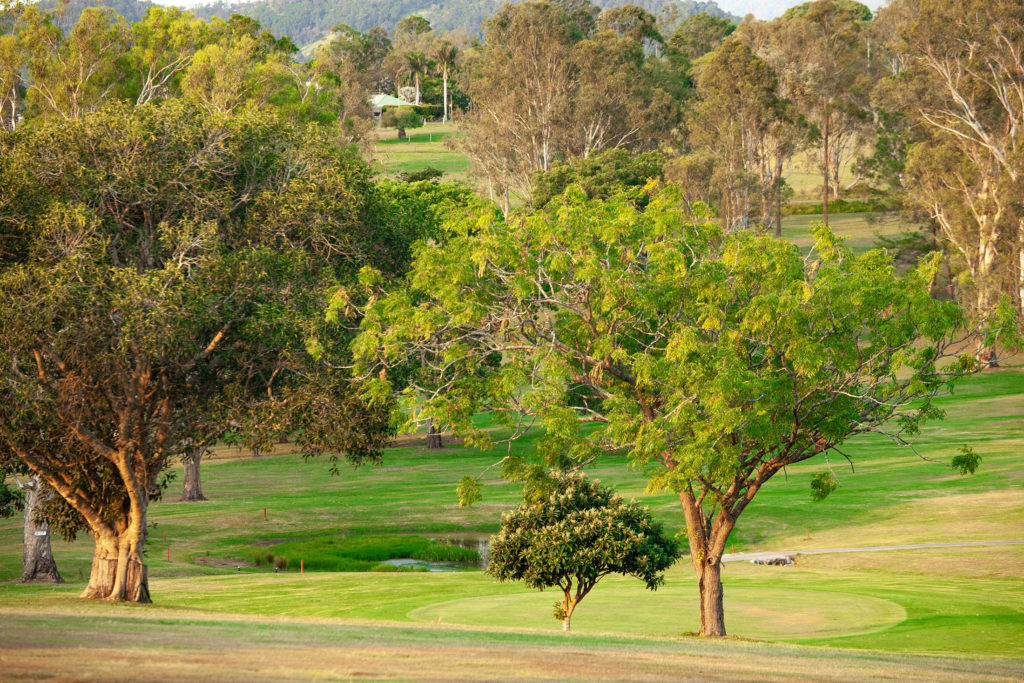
[20,476,63,584]
[977,346,999,368]
[81,534,151,603]
[698,562,726,637]
[181,446,207,502]
[426,425,443,449]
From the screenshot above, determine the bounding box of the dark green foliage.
[667,12,734,60]
[193,0,735,53]
[783,0,872,21]
[398,167,444,182]
[36,0,153,25]
[785,198,897,215]
[381,105,423,133]
[268,535,479,571]
[810,471,839,501]
[531,149,665,209]
[488,471,678,626]
[0,473,23,519]
[951,445,981,475]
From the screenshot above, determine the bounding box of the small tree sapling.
[487,471,678,632]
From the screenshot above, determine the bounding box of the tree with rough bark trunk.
[19,475,63,583]
[426,421,443,449]
[0,101,398,603]
[487,471,677,633]
[181,445,208,501]
[353,186,1009,636]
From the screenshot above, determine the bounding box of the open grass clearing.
[0,369,1021,667]
[0,596,1020,681]
[371,121,470,182]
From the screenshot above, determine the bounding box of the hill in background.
[35,0,738,50]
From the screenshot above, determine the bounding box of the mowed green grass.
[372,121,470,181]
[1,603,1018,682]
[780,211,915,254]
[0,368,1022,667]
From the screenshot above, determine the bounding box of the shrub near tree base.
[487,471,678,633]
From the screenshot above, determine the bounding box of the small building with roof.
[370,93,416,119]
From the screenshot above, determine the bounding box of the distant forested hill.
[29,0,737,52]
[192,0,738,48]
[37,0,155,25]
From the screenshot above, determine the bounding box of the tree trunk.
[251,446,261,458]
[774,194,783,238]
[20,475,63,584]
[181,445,207,501]
[773,155,784,238]
[397,127,407,140]
[442,71,449,124]
[680,490,732,636]
[426,420,443,449]
[81,534,119,599]
[698,560,726,637]
[822,111,830,226]
[561,591,576,633]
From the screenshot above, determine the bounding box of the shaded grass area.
[779,211,916,255]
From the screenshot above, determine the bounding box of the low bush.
[784,197,897,214]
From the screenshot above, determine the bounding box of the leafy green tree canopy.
[380,105,422,137]
[0,100,399,602]
[530,148,664,208]
[353,185,1005,636]
[487,470,678,632]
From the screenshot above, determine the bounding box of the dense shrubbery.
[531,149,665,209]
[785,197,898,215]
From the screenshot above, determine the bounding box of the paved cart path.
[721,539,1024,563]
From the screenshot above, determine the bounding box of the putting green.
[408,581,907,639]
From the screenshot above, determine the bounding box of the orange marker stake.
[300,559,304,574]
[264,507,267,521]
[806,528,810,540]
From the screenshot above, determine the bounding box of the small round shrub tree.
[487,471,678,632]
[380,106,423,139]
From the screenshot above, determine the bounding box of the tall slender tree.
[431,40,457,122]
